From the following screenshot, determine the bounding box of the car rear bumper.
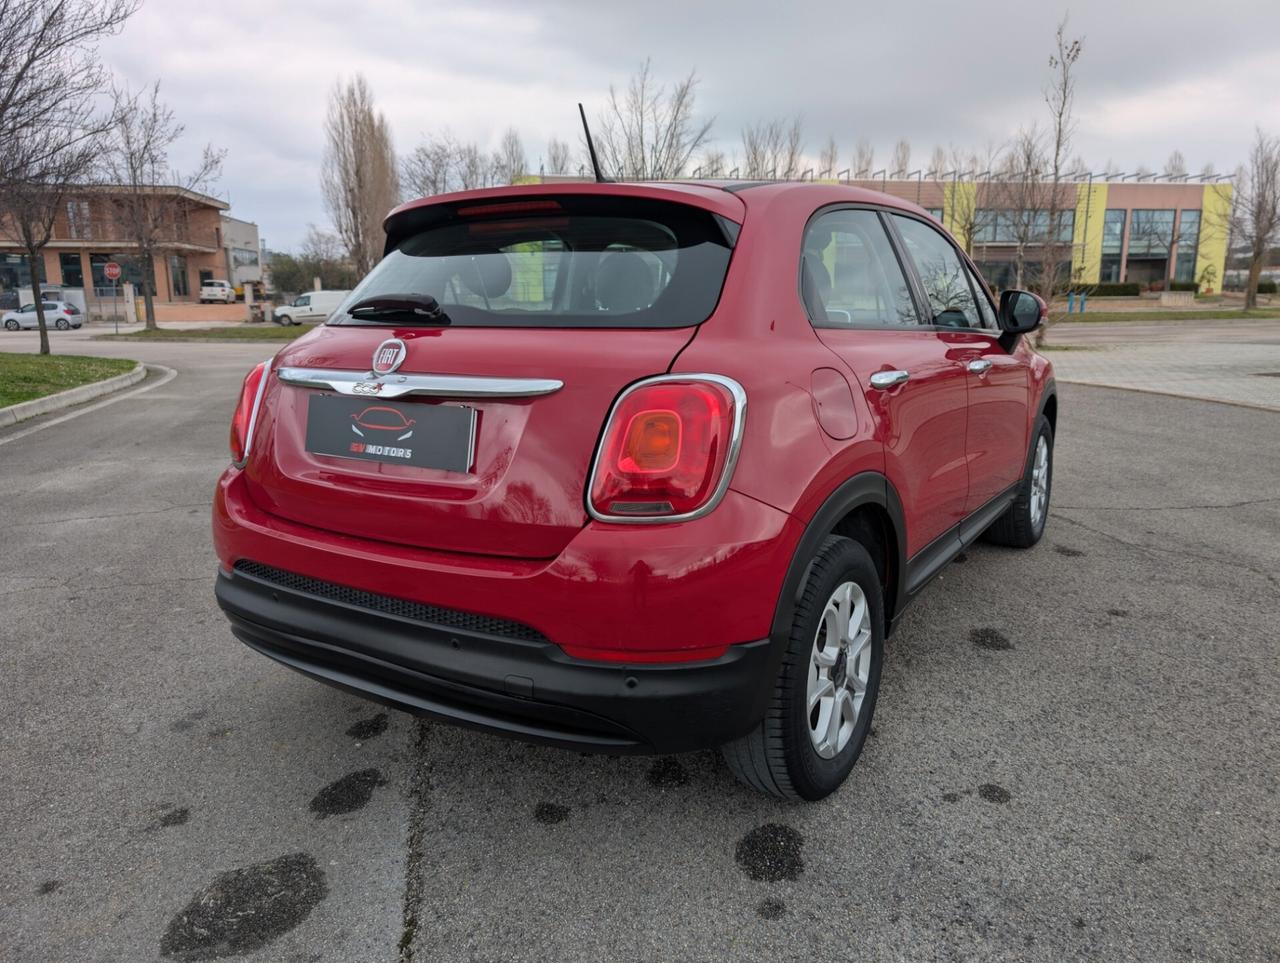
[216,563,776,753]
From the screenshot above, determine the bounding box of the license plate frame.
[303,394,475,473]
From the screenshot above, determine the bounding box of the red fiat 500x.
[214,181,1055,800]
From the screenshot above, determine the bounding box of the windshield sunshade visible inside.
[328,197,735,328]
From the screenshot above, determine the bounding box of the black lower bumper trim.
[215,565,775,753]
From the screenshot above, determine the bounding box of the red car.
[214,182,1055,800]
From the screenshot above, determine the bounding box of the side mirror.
[998,289,1047,334]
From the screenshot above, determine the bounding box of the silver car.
[2,301,83,330]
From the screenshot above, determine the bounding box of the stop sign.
[104,261,122,281]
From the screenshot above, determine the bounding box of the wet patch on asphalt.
[978,783,1012,804]
[735,824,804,882]
[1108,607,1130,617]
[646,757,689,789]
[757,897,787,920]
[970,627,1013,650]
[1054,545,1086,558]
[309,768,386,819]
[153,806,190,830]
[534,802,570,824]
[159,853,327,961]
[170,709,208,733]
[345,712,389,740]
[36,880,60,895]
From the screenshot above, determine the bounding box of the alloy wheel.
[807,581,872,759]
[1029,435,1050,528]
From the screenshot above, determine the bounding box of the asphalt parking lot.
[1,332,1277,962]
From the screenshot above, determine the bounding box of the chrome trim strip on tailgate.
[276,367,564,399]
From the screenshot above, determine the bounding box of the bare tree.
[1230,129,1280,309]
[594,59,713,179]
[101,83,224,330]
[1133,163,1154,180]
[697,146,726,177]
[741,117,804,179]
[853,139,874,178]
[455,143,491,190]
[926,145,947,178]
[990,128,1047,288]
[1199,162,1216,180]
[321,74,399,278]
[401,133,458,199]
[490,127,526,185]
[546,137,572,175]
[1164,150,1187,179]
[947,145,1000,258]
[0,0,137,353]
[891,139,911,177]
[819,136,839,179]
[985,18,1083,339]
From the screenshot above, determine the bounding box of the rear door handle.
[967,359,993,374]
[869,370,910,389]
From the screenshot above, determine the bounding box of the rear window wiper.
[347,293,452,324]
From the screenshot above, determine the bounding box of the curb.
[1058,378,1280,414]
[0,361,146,427]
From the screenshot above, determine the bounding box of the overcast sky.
[98,0,1280,251]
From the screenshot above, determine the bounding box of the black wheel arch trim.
[770,471,908,651]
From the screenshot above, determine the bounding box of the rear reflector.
[588,375,745,522]
[229,360,270,467]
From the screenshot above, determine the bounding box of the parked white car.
[272,290,351,326]
[2,301,83,331]
[199,279,236,304]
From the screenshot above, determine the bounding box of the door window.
[294,294,311,307]
[891,215,982,329]
[800,209,919,327]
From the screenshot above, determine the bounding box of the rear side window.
[890,214,982,329]
[801,209,918,327]
[331,196,733,328]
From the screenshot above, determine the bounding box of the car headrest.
[801,253,832,321]
[456,251,513,299]
[596,251,655,314]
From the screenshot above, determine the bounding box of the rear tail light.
[229,360,270,467]
[588,375,746,522]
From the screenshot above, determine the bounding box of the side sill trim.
[276,366,564,399]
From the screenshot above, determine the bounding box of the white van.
[272,290,351,326]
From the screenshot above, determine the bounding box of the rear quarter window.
[331,196,735,328]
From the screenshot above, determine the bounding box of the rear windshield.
[328,196,734,328]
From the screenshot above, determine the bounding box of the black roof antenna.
[578,103,611,183]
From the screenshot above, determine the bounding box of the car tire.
[4,319,17,331]
[721,534,885,801]
[984,415,1053,548]
[276,314,291,326]
[55,318,69,330]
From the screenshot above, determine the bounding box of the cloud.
[97,0,1278,250]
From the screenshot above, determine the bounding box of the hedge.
[1257,280,1277,294]
[1087,282,1141,297]
[1169,281,1200,292]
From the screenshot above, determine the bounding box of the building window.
[66,200,92,239]
[59,252,84,288]
[1100,209,1126,282]
[1174,210,1200,283]
[230,247,259,269]
[972,209,1074,245]
[1126,210,1176,286]
[925,208,943,223]
[169,255,189,297]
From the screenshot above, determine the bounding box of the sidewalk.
[1043,318,1280,411]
